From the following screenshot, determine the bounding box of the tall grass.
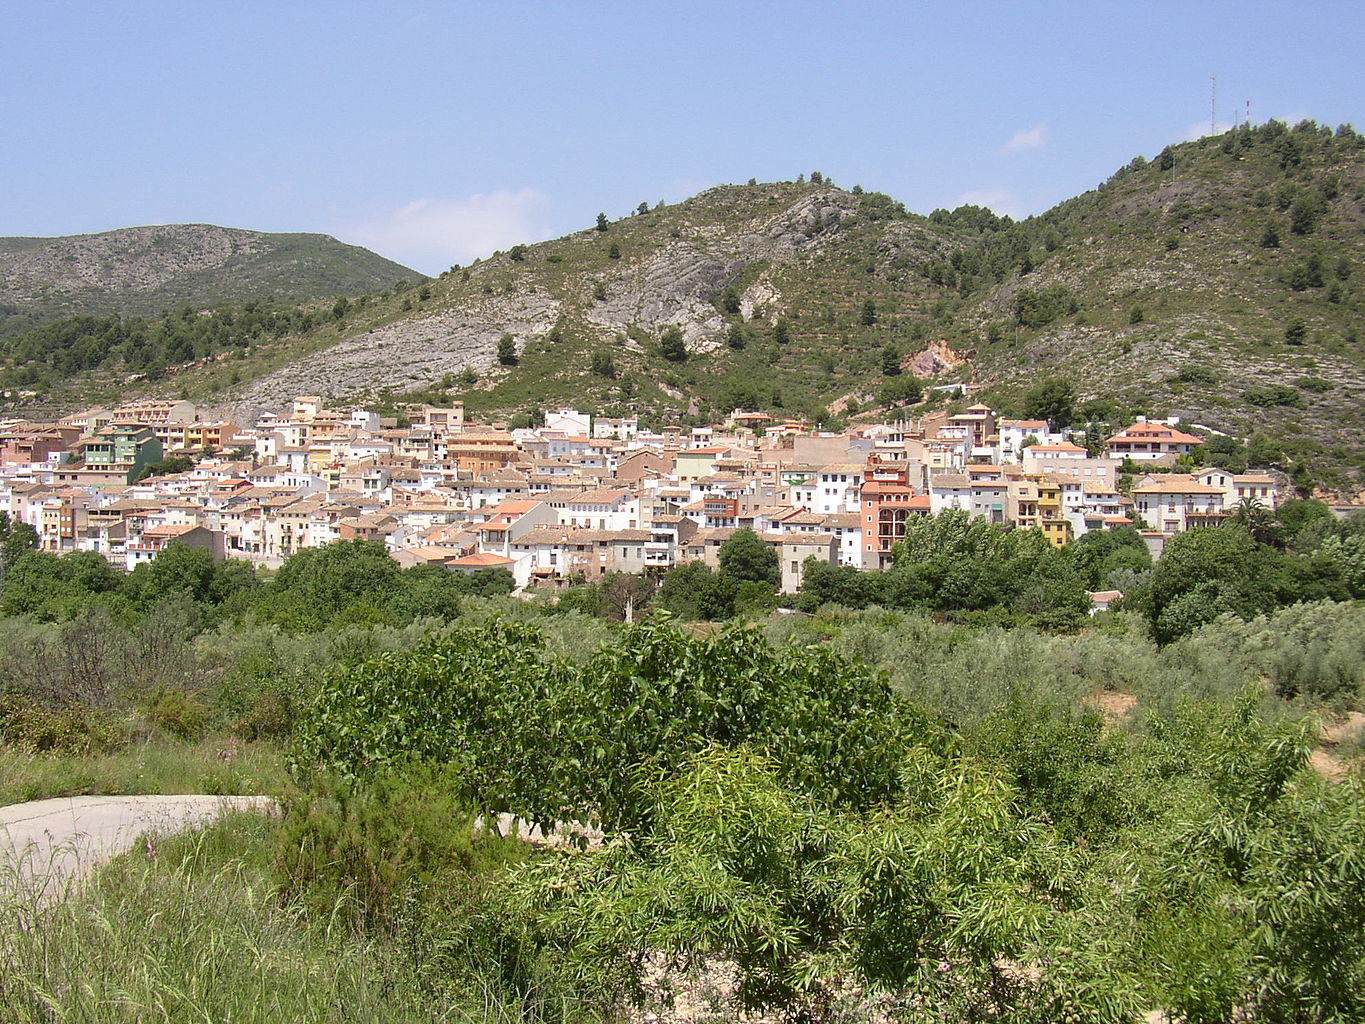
[0,812,528,1023]
[0,736,287,807]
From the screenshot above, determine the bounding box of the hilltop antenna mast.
[1210,74,1217,135]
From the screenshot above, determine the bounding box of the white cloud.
[955,188,1026,219]
[1000,124,1046,154]
[342,189,553,275]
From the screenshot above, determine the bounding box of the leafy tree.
[860,299,877,326]
[0,512,39,581]
[719,286,741,315]
[508,245,527,262]
[657,560,732,619]
[129,542,219,605]
[592,280,607,302]
[798,558,883,611]
[890,510,1087,626]
[1260,222,1281,248]
[772,319,790,345]
[1276,497,1335,549]
[1243,384,1302,408]
[607,242,621,260]
[880,342,901,375]
[726,323,747,350]
[1141,527,1346,643]
[1022,378,1075,428]
[659,325,687,362]
[1,549,122,620]
[1174,364,1217,385]
[1068,525,1151,589]
[1284,318,1307,345]
[331,297,350,321]
[879,375,922,408]
[509,407,545,430]
[496,333,517,365]
[595,212,608,232]
[260,540,404,630]
[717,528,778,587]
[1318,533,1365,597]
[132,455,194,483]
[293,620,922,837]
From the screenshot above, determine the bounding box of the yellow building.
[1036,477,1071,547]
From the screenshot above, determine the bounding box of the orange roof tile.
[448,552,516,567]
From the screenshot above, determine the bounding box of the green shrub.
[233,689,297,741]
[146,687,208,741]
[274,765,524,930]
[291,620,934,838]
[1293,375,1334,392]
[1243,384,1304,408]
[0,696,125,754]
[1174,364,1218,385]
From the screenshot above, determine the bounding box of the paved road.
[0,794,272,896]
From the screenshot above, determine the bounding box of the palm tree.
[1228,497,1279,546]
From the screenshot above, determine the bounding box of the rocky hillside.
[7,121,1365,488]
[233,182,959,411]
[954,121,1365,468]
[0,224,418,337]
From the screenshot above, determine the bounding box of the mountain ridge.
[5,120,1364,488]
[0,223,419,337]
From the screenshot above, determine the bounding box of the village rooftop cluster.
[0,399,1289,595]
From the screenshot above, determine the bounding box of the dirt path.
[0,794,272,896]
[1310,711,1365,780]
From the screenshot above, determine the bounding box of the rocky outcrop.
[0,225,268,295]
[240,293,561,408]
[246,187,863,391]
[907,340,969,377]
[586,241,732,351]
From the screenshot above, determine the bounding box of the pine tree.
[660,325,687,362]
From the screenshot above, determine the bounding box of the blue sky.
[5,1,1362,275]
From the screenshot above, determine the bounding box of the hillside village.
[0,396,1316,602]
